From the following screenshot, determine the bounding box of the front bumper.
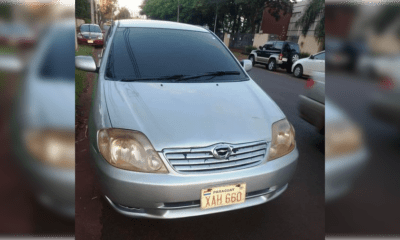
[77,38,104,46]
[90,143,299,219]
[325,147,369,203]
[299,95,325,130]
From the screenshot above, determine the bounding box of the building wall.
[223,32,230,46]
[287,0,324,52]
[325,4,356,38]
[260,8,292,40]
[298,34,323,54]
[253,33,269,48]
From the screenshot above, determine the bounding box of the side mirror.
[310,55,314,59]
[259,46,263,50]
[240,59,252,72]
[0,55,24,73]
[75,55,97,72]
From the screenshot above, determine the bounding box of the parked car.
[249,41,300,73]
[298,71,325,134]
[0,20,75,218]
[77,23,104,48]
[357,54,400,80]
[76,20,299,219]
[292,51,325,78]
[0,22,37,49]
[369,56,400,129]
[325,97,369,203]
[325,36,370,72]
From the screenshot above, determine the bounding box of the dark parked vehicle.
[249,41,300,73]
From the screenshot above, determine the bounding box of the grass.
[231,51,249,61]
[0,45,17,55]
[75,45,94,104]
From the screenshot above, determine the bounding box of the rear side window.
[274,42,284,50]
[314,52,325,60]
[290,43,300,53]
[105,27,247,82]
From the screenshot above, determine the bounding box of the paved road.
[76,64,325,240]
[325,72,400,235]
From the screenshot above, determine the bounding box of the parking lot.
[75,51,324,239]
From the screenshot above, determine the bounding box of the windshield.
[105,27,247,82]
[39,25,74,81]
[80,24,101,33]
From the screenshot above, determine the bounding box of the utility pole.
[90,0,94,23]
[214,2,217,33]
[177,0,179,22]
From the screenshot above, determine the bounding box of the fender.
[269,54,283,65]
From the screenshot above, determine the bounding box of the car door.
[281,42,291,62]
[257,42,273,63]
[314,52,325,73]
[269,41,282,59]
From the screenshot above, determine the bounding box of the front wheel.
[267,59,276,71]
[293,65,303,78]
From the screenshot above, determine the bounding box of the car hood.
[103,80,286,150]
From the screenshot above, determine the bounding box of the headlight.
[97,129,168,173]
[24,129,75,169]
[326,121,363,158]
[267,119,296,161]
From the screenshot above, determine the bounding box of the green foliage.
[76,0,91,19]
[0,3,12,20]
[115,7,131,20]
[140,0,293,35]
[75,46,93,104]
[295,0,324,42]
[245,45,257,54]
[371,5,400,37]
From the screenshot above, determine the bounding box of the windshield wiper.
[119,74,188,82]
[173,71,241,81]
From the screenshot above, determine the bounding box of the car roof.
[115,20,209,32]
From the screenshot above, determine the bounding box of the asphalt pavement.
[325,72,400,235]
[76,63,325,240]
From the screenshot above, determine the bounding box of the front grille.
[163,141,268,174]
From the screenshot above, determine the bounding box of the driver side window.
[263,44,273,50]
[314,53,325,60]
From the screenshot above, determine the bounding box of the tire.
[291,54,299,63]
[249,55,255,66]
[293,64,303,78]
[267,59,276,71]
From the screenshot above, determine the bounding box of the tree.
[140,0,293,35]
[0,3,12,20]
[370,5,400,38]
[76,0,91,20]
[115,7,131,20]
[295,0,324,44]
[100,0,119,20]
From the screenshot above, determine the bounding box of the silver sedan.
[76,20,299,219]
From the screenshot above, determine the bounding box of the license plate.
[201,183,246,210]
[88,40,94,43]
